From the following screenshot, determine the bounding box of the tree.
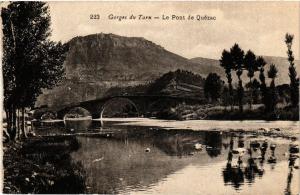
[220,50,234,110]
[267,64,278,112]
[2,2,68,140]
[277,84,291,105]
[245,78,260,105]
[230,44,245,112]
[256,56,268,111]
[221,86,230,111]
[285,33,299,107]
[244,50,258,109]
[251,79,261,104]
[204,73,223,103]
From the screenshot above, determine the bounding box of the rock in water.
[289,145,299,154]
[250,141,260,148]
[268,156,277,163]
[270,144,277,151]
[232,148,246,156]
[194,143,203,150]
[294,158,299,169]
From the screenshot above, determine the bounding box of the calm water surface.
[34,119,300,194]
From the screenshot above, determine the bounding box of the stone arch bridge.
[34,95,204,120]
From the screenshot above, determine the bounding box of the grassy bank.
[156,104,299,121]
[3,136,86,193]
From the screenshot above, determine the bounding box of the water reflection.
[285,140,300,195]
[204,132,222,157]
[222,135,287,190]
[244,144,265,184]
[64,119,92,131]
[33,119,299,194]
[152,130,213,157]
[223,136,244,189]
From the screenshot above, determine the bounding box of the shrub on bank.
[3,136,86,194]
[207,107,299,120]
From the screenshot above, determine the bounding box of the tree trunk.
[5,108,11,131]
[238,78,243,113]
[9,107,13,133]
[21,107,27,139]
[249,77,252,110]
[229,82,234,111]
[4,109,11,141]
[16,109,20,140]
[10,106,17,141]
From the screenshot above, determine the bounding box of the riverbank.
[3,136,86,193]
[155,104,299,121]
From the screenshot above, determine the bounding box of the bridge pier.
[91,113,101,119]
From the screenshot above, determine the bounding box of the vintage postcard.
[1,1,299,194]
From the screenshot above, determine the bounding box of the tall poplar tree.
[220,50,234,110]
[256,56,268,111]
[244,50,257,109]
[285,33,299,107]
[267,64,278,112]
[230,44,245,112]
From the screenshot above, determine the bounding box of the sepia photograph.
[1,1,300,194]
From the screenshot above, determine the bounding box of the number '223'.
[90,14,100,19]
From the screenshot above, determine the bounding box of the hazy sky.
[48,2,300,60]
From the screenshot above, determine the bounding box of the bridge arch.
[99,97,140,120]
[63,106,92,120]
[40,111,57,120]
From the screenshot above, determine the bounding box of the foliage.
[277,84,290,105]
[220,50,234,109]
[245,78,260,104]
[230,44,245,80]
[204,73,224,102]
[3,136,86,193]
[285,33,299,106]
[2,2,68,140]
[230,44,245,112]
[105,82,152,96]
[206,107,298,121]
[244,50,258,109]
[155,103,299,121]
[244,50,257,80]
[147,69,204,94]
[221,86,230,109]
[268,64,278,80]
[256,56,268,110]
[266,64,278,112]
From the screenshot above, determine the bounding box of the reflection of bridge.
[35,95,205,120]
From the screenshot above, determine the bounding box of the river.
[33,118,299,194]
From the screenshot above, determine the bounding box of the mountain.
[189,57,224,78]
[36,33,201,107]
[64,33,200,82]
[36,33,299,108]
